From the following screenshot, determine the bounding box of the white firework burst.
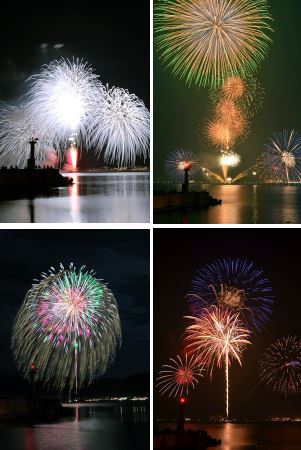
[25,58,102,150]
[257,130,301,183]
[89,86,150,167]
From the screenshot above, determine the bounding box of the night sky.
[0,230,149,379]
[154,0,301,179]
[0,3,149,168]
[155,229,301,419]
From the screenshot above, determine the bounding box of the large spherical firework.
[0,105,56,168]
[257,130,301,183]
[12,263,121,392]
[165,148,197,182]
[187,258,273,332]
[26,58,102,149]
[156,354,204,397]
[260,336,301,397]
[89,86,150,167]
[185,306,251,419]
[154,0,273,88]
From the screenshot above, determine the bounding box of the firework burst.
[89,86,150,167]
[12,263,122,393]
[260,336,301,397]
[257,130,301,183]
[156,354,204,397]
[210,76,264,118]
[185,306,251,419]
[187,258,273,332]
[154,0,273,88]
[165,148,198,182]
[26,58,102,150]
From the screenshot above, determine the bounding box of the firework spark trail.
[257,130,301,183]
[185,306,251,420]
[165,148,197,182]
[260,336,301,397]
[12,263,122,393]
[89,85,150,167]
[187,258,273,332]
[156,354,204,397]
[155,0,273,88]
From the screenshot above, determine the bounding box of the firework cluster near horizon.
[155,0,301,185]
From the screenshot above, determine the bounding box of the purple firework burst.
[187,258,273,332]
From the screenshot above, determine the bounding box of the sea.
[0,172,150,223]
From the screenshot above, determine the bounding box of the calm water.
[0,403,149,450]
[0,172,150,223]
[154,184,301,224]
[156,422,301,449]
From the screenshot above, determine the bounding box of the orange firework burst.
[222,77,245,100]
[206,99,247,149]
[206,121,234,149]
[185,306,251,419]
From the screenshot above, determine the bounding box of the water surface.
[156,421,301,449]
[154,184,301,224]
[0,172,150,223]
[0,402,149,450]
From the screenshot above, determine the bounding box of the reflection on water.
[154,184,301,224]
[0,403,149,450]
[156,422,301,450]
[0,172,150,223]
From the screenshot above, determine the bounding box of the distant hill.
[0,372,149,398]
[83,372,150,397]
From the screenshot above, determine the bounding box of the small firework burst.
[156,354,204,397]
[260,336,301,397]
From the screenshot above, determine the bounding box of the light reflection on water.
[1,403,149,450]
[154,184,301,224]
[0,172,150,223]
[156,422,301,449]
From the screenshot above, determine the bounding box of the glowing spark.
[154,0,273,87]
[219,153,241,168]
[156,354,204,397]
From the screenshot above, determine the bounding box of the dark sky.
[154,229,301,419]
[154,0,301,179]
[0,229,149,379]
[0,3,150,168]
